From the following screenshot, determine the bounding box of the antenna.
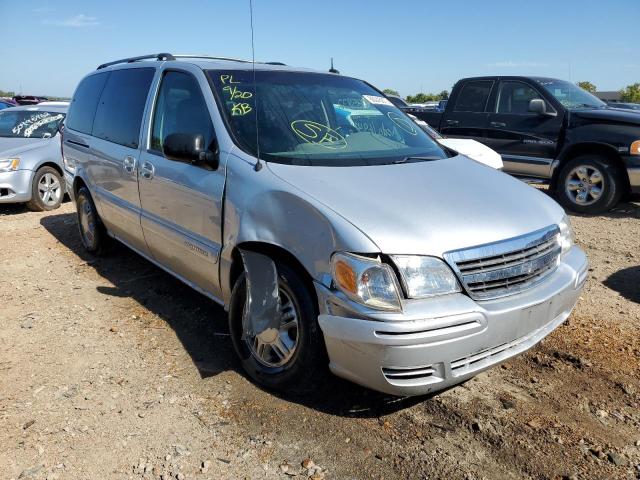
[249,0,262,171]
[329,58,340,74]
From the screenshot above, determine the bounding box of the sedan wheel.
[38,172,63,207]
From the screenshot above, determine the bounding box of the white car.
[409,114,503,169]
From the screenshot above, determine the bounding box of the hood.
[268,156,564,257]
[0,137,52,158]
[570,108,640,127]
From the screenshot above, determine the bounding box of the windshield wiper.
[394,156,442,164]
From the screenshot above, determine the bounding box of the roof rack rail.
[97,53,175,70]
[171,54,252,63]
[96,53,288,70]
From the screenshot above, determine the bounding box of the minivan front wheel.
[229,259,325,392]
[76,186,110,255]
[556,155,623,214]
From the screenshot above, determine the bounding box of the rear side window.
[66,73,108,134]
[454,81,494,113]
[92,68,155,148]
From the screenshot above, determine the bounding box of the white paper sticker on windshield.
[363,95,393,106]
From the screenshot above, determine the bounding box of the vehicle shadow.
[0,204,28,215]
[604,266,640,304]
[0,196,72,216]
[39,212,428,418]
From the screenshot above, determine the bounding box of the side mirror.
[528,98,554,116]
[162,133,219,169]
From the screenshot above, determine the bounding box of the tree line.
[384,83,640,104]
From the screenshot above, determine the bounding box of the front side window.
[150,71,215,153]
[0,110,65,138]
[92,68,155,148]
[207,70,449,166]
[496,81,543,114]
[453,81,493,113]
[536,79,606,110]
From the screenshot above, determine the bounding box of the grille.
[444,225,561,300]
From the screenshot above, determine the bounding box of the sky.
[1,0,639,98]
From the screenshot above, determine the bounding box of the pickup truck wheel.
[76,186,111,255]
[25,166,64,211]
[556,155,623,214]
[228,260,325,393]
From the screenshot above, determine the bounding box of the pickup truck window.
[536,79,606,110]
[496,81,542,114]
[208,70,449,166]
[453,81,493,113]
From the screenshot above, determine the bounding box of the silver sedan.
[0,104,67,211]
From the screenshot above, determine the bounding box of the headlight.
[558,215,574,254]
[331,252,402,311]
[391,255,461,298]
[630,140,640,156]
[0,158,20,172]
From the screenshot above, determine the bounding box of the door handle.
[123,155,137,174]
[140,161,155,180]
[490,121,507,128]
[446,120,459,126]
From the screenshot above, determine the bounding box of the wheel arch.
[551,142,629,191]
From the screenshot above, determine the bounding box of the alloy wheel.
[38,172,62,206]
[565,165,603,206]
[246,289,299,368]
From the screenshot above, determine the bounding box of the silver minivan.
[63,54,588,396]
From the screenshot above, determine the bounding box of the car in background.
[413,76,640,213]
[0,104,67,210]
[608,102,640,112]
[0,99,17,110]
[13,95,49,105]
[386,95,409,108]
[38,101,71,107]
[407,114,503,169]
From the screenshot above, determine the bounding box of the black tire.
[76,186,111,255]
[555,155,624,214]
[228,260,326,393]
[25,166,64,211]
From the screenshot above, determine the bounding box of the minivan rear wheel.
[76,186,111,255]
[556,155,623,214]
[228,259,326,393]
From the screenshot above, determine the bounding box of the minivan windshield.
[208,70,450,166]
[0,110,65,138]
[536,79,606,110]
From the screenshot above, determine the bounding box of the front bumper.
[316,246,588,396]
[0,169,33,203]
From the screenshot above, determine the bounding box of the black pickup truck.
[408,76,640,213]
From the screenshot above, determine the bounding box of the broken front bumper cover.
[316,246,588,397]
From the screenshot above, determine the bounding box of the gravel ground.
[1,193,639,480]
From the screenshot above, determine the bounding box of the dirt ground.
[1,193,639,480]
